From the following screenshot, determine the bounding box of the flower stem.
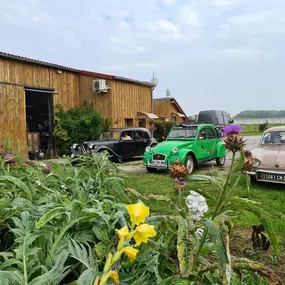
[212,151,236,219]
[192,151,236,273]
[98,271,112,285]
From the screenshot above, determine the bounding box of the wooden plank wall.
[170,103,186,123]
[111,81,152,128]
[0,84,27,156]
[154,99,186,123]
[79,75,112,119]
[0,59,79,110]
[0,58,79,157]
[79,76,153,129]
[154,100,172,120]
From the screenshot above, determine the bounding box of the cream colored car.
[248,126,285,184]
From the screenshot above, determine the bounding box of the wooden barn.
[153,97,187,124]
[0,52,156,158]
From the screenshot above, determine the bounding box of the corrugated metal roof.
[0,51,154,87]
[0,51,80,72]
[153,97,175,101]
[114,76,154,87]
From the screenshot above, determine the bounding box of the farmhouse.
[153,97,187,124]
[0,52,156,158]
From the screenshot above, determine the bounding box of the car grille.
[82,143,91,152]
[153,154,166,161]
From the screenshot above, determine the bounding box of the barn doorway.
[25,88,55,159]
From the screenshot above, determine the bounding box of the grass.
[241,124,284,136]
[123,170,285,238]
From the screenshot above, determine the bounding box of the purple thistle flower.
[223,125,242,135]
[45,164,51,169]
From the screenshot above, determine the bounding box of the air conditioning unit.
[92,79,110,93]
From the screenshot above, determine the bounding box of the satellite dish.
[151,77,158,87]
[166,89,171,97]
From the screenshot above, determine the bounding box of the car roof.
[174,122,216,129]
[264,126,285,133]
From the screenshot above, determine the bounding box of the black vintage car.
[71,128,157,163]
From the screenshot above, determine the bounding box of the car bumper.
[246,169,285,184]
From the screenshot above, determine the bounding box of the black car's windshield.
[100,131,121,140]
[168,128,197,139]
[261,131,285,144]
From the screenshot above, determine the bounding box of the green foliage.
[205,219,229,266]
[0,154,133,285]
[53,101,110,155]
[235,110,285,118]
[153,121,175,141]
[177,216,194,277]
[259,122,268,133]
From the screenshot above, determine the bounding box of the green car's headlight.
[145,146,151,152]
[171,147,178,154]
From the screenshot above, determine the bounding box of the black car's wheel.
[146,167,157,173]
[216,156,226,166]
[185,155,195,174]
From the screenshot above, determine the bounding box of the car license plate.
[152,160,166,166]
[259,172,285,181]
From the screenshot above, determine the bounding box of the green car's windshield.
[168,128,197,139]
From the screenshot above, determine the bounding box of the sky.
[1,0,285,116]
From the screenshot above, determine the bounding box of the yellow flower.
[134,224,156,246]
[123,246,139,261]
[116,226,130,240]
[126,203,149,226]
[109,271,120,284]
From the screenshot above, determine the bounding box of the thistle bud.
[222,125,245,153]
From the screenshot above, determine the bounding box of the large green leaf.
[177,216,194,277]
[0,176,32,200]
[189,174,224,193]
[35,207,66,229]
[68,239,95,269]
[0,270,23,285]
[76,268,98,285]
[205,219,229,266]
[70,200,82,221]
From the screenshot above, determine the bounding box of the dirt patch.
[230,225,285,283]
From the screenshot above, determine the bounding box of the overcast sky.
[1,0,285,116]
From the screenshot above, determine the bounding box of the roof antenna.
[151,71,158,87]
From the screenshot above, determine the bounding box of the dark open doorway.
[25,88,55,159]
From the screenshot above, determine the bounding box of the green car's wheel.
[185,155,195,174]
[216,156,226,166]
[146,167,157,173]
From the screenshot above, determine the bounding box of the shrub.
[53,101,110,155]
[259,122,268,133]
[153,121,175,141]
